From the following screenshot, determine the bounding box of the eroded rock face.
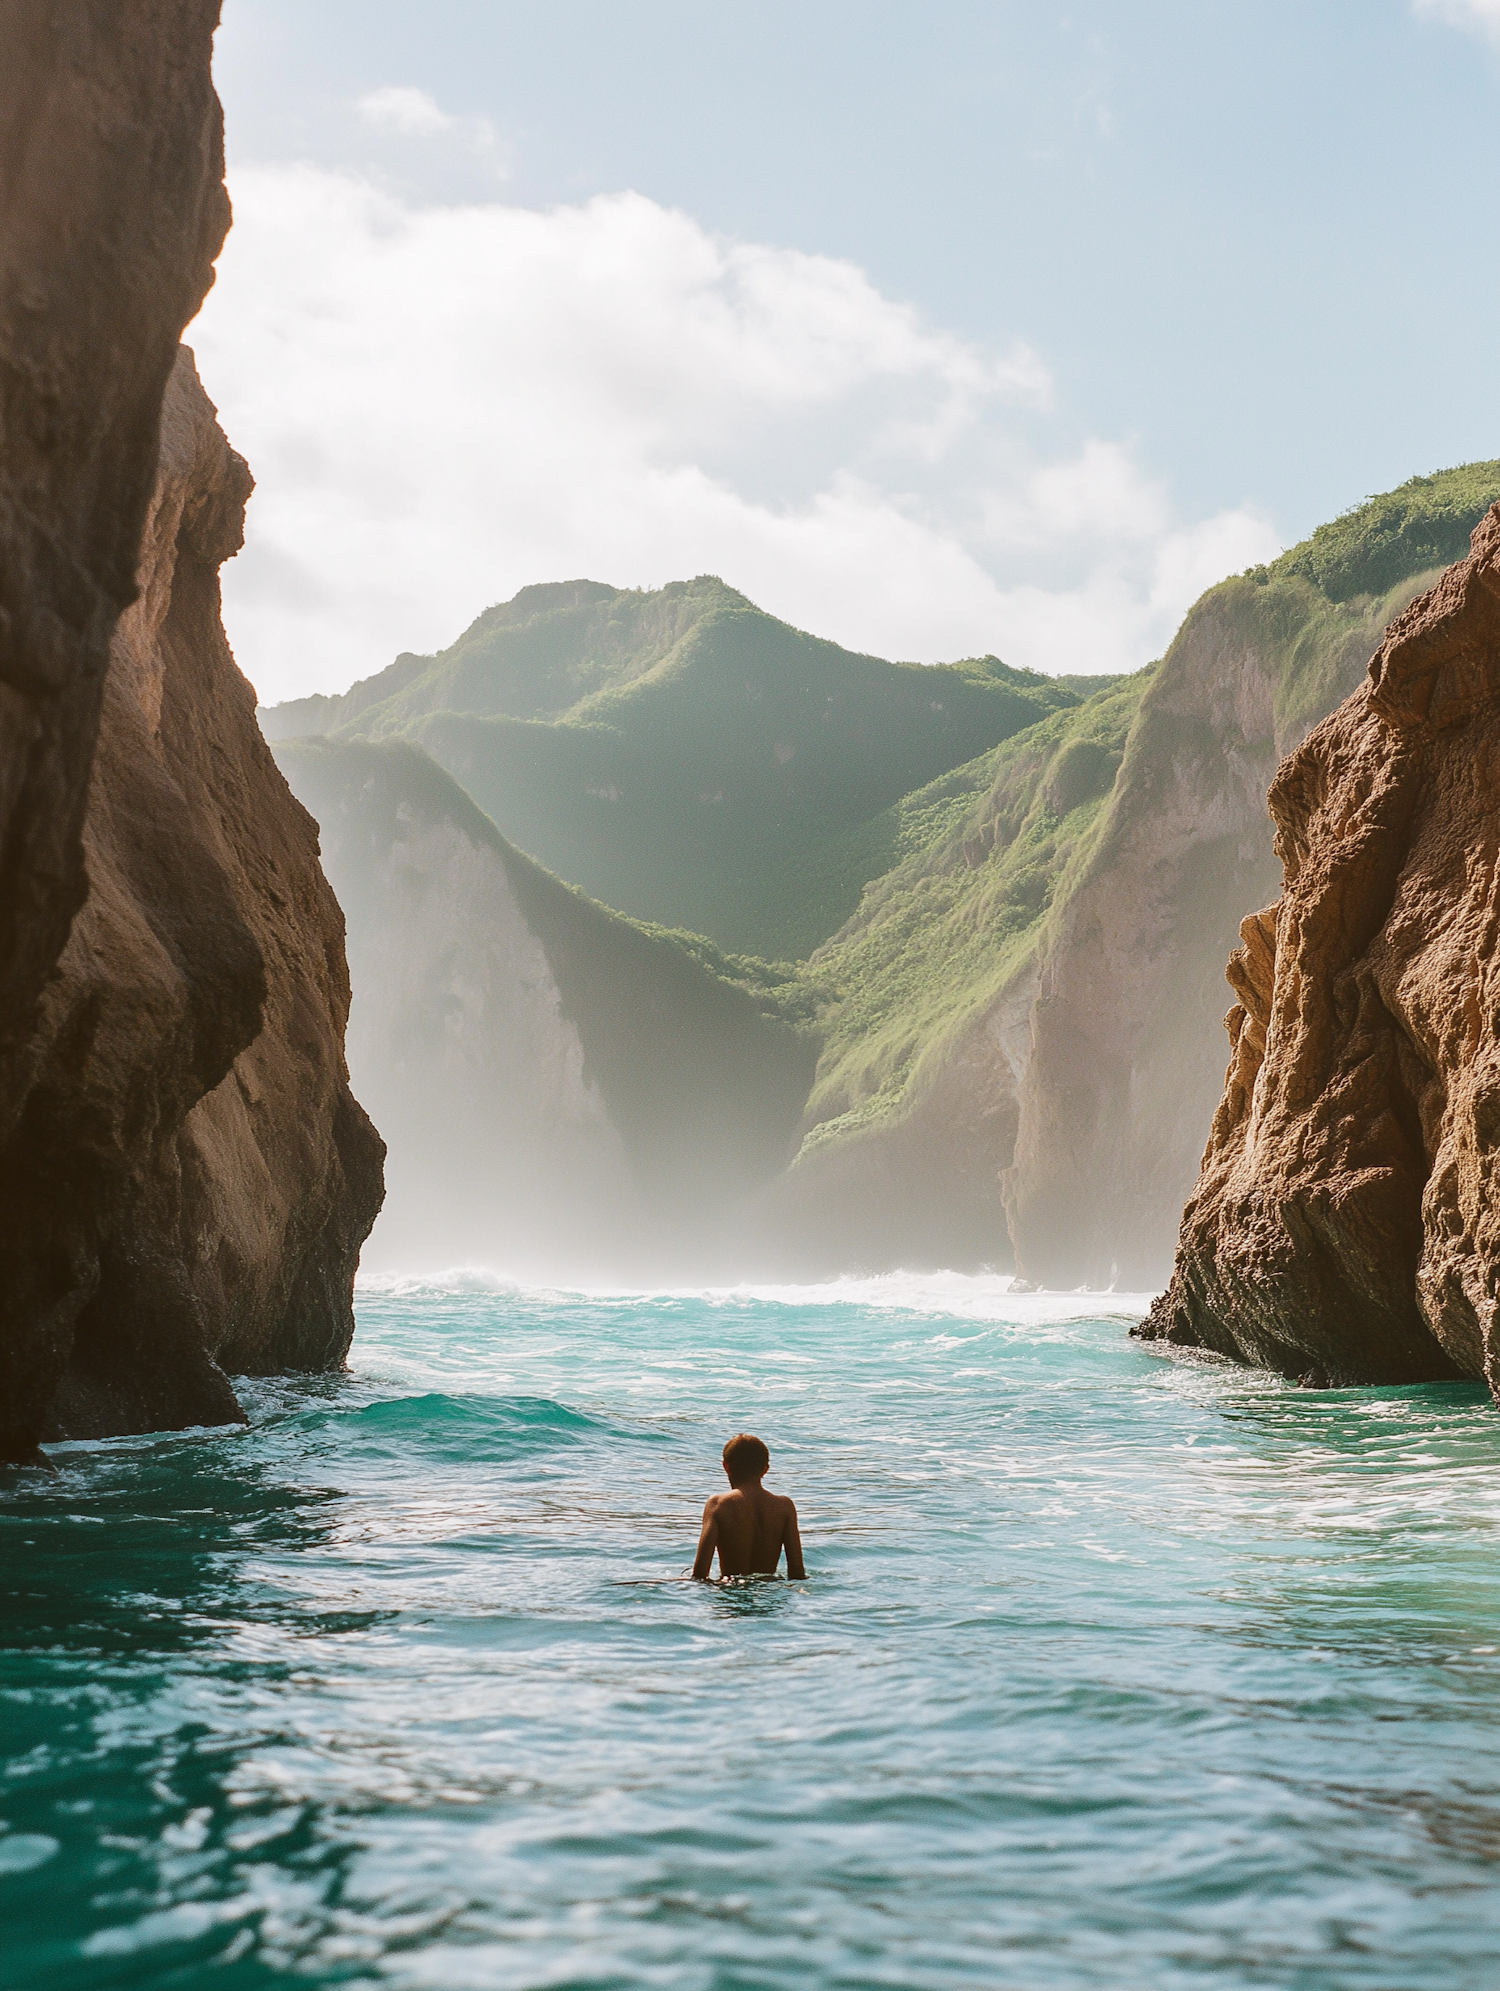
[0,4,382,1461]
[0,0,230,1084]
[2,345,385,1458]
[1141,507,1500,1391]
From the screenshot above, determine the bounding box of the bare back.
[693,1481,805,1579]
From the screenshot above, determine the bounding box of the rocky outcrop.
[1140,506,1500,1390]
[0,349,385,1460]
[3,3,240,1459]
[275,738,814,1283]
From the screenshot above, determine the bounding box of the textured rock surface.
[1140,507,1500,1389]
[0,0,229,1087]
[2,338,384,1458]
[1,3,382,1460]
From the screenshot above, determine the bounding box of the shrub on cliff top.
[1272,460,1500,603]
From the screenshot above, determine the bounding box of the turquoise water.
[5,1274,1500,1990]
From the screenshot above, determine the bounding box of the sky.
[193,1,1500,706]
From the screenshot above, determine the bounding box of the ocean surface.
[5,1275,1500,1990]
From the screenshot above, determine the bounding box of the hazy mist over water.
[7,1275,1500,1988]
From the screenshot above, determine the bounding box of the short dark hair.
[722,1432,770,1483]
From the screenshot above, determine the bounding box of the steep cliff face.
[2,346,385,1460]
[760,680,1141,1276]
[778,470,1500,1287]
[1141,507,1500,1390]
[1,7,383,1462]
[0,1,229,1086]
[0,0,231,1051]
[4,4,222,1458]
[1001,572,1422,1289]
[275,738,815,1282]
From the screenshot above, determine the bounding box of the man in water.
[692,1433,806,1580]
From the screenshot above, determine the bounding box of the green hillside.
[1271,459,1500,602]
[263,464,1500,1273]
[799,672,1148,1160]
[262,578,1082,959]
[267,577,739,737]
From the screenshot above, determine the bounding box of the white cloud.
[358,86,454,136]
[1412,0,1500,37]
[355,86,508,180]
[190,161,1277,705]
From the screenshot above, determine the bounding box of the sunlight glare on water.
[5,1275,1500,1989]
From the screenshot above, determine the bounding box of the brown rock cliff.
[5,350,385,1458]
[0,11,384,1460]
[1141,506,1500,1391]
[0,1,229,1077]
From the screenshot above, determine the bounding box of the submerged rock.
[0,15,383,1459]
[1141,506,1500,1392]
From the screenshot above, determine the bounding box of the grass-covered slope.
[264,578,739,737]
[267,460,1500,1280]
[801,675,1146,1156]
[263,578,1082,959]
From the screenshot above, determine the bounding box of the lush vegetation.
[794,465,1500,1171]
[1267,460,1500,603]
[800,673,1147,1158]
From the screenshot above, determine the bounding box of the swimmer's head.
[722,1432,770,1486]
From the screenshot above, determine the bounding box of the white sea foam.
[355,1263,1156,1323]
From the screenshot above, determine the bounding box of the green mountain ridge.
[262,577,1085,959]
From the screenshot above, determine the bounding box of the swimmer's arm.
[782,1498,806,1580]
[691,1497,721,1580]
